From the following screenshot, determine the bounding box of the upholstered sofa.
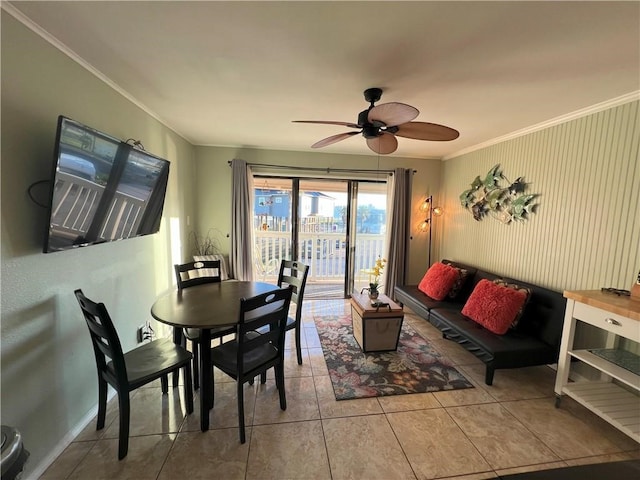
[394,260,566,385]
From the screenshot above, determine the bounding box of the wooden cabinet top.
[564,290,640,321]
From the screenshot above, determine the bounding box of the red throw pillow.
[417,262,460,300]
[461,279,528,335]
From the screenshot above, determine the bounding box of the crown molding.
[443,90,640,161]
[2,2,191,143]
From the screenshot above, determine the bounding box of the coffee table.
[350,293,404,352]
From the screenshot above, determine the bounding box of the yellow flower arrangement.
[369,257,387,293]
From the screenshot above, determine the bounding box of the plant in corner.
[365,257,387,300]
[189,228,223,256]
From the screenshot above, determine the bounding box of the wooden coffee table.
[350,293,404,352]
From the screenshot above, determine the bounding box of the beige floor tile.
[407,318,445,342]
[388,409,492,479]
[253,377,320,424]
[259,349,314,381]
[557,396,640,453]
[436,473,498,480]
[563,452,639,466]
[67,434,175,480]
[314,375,383,418]
[180,382,257,431]
[308,347,330,376]
[39,441,95,480]
[323,415,416,479]
[284,326,308,350]
[246,420,331,480]
[428,337,484,366]
[158,429,250,480]
[502,397,632,459]
[495,461,568,477]
[462,364,556,401]
[304,325,323,348]
[74,396,119,442]
[447,403,560,469]
[377,392,442,413]
[434,373,498,407]
[102,387,187,438]
[41,299,636,480]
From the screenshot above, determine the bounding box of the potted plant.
[365,257,387,300]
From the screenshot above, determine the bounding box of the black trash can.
[1,426,29,480]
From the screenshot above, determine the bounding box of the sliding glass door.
[253,175,387,298]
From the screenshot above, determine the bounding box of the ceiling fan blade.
[368,102,419,127]
[311,131,359,148]
[395,122,460,141]
[366,133,398,154]
[293,120,360,129]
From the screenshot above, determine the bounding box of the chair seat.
[107,338,192,389]
[211,338,279,377]
[184,326,235,341]
[254,315,295,334]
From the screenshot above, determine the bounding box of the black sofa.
[395,260,566,385]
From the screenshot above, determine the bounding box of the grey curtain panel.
[230,159,255,280]
[384,168,412,301]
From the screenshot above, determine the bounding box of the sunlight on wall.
[170,216,182,271]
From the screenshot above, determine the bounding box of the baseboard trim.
[27,390,116,479]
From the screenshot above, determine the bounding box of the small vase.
[368,291,379,300]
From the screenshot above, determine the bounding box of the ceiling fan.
[293,88,459,155]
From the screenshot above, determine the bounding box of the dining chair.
[74,289,193,460]
[174,260,236,390]
[255,259,309,365]
[210,286,293,443]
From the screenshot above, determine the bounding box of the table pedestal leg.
[199,328,211,431]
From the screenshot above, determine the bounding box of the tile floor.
[41,300,639,479]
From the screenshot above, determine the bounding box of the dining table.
[150,280,280,431]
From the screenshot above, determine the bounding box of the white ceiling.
[7,1,640,159]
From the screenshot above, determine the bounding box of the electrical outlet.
[136,325,145,343]
[137,322,155,343]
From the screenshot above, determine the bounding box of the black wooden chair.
[74,289,193,460]
[173,260,236,390]
[210,286,293,443]
[255,260,309,364]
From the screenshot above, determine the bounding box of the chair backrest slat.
[75,289,128,385]
[235,287,293,375]
[277,260,309,316]
[174,260,221,290]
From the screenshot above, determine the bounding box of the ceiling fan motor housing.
[362,124,381,139]
[294,85,459,153]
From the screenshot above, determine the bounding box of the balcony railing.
[254,231,385,295]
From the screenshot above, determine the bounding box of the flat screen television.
[43,116,170,253]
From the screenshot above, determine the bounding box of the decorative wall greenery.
[459,164,538,223]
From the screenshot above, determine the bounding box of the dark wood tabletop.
[150,281,279,328]
[150,280,280,432]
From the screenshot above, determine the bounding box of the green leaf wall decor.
[460,164,538,224]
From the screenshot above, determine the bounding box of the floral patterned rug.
[315,315,474,400]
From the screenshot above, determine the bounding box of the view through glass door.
[253,175,387,298]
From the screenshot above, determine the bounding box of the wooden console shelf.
[555,290,640,443]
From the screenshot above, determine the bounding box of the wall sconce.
[418,195,443,266]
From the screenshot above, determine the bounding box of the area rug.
[315,315,474,400]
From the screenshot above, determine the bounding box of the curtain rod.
[227,161,416,175]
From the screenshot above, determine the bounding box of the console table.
[554,290,640,442]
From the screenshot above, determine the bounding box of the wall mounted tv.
[43,116,170,253]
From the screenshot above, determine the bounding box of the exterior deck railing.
[254,231,385,294]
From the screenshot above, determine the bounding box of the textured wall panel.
[440,101,639,293]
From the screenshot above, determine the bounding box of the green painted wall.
[0,14,196,475]
[191,146,443,284]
